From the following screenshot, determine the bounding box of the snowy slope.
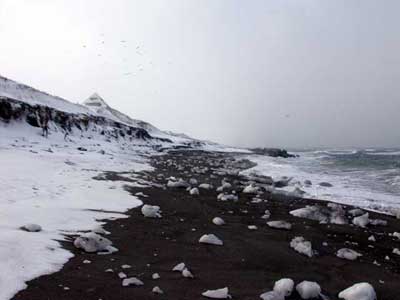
[82,93,201,144]
[0,75,91,115]
[83,93,160,132]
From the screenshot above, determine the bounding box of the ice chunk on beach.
[296,281,321,299]
[262,210,271,219]
[273,278,294,297]
[393,248,400,255]
[337,248,362,261]
[349,208,364,217]
[260,291,285,300]
[190,187,200,195]
[338,282,376,300]
[152,286,164,294]
[189,178,198,186]
[92,225,110,235]
[352,213,370,228]
[202,287,231,299]
[121,264,131,269]
[141,205,162,218]
[199,234,223,246]
[213,217,225,226]
[267,220,292,230]
[274,176,292,188]
[21,223,42,232]
[167,179,190,188]
[217,193,238,202]
[182,268,194,278]
[290,204,347,225]
[216,182,232,192]
[172,262,186,272]
[369,219,387,226]
[199,183,213,190]
[290,206,327,223]
[152,273,160,279]
[122,277,144,287]
[243,184,259,194]
[290,237,314,257]
[74,232,114,253]
[251,197,263,203]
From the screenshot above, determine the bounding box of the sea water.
[245,149,400,214]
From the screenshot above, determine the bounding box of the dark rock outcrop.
[0,96,171,144]
[250,148,297,158]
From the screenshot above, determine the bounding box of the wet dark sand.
[13,151,400,300]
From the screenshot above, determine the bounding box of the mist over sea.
[246,148,400,214]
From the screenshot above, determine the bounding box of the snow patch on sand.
[0,124,151,300]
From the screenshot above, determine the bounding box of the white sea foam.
[242,151,400,215]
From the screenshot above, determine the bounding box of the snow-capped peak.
[82,93,161,133]
[83,93,109,109]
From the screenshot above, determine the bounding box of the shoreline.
[13,150,400,300]
[240,151,400,217]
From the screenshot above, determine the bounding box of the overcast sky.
[0,0,399,148]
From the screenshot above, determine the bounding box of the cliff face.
[0,96,171,144]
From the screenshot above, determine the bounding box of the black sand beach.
[13,151,400,300]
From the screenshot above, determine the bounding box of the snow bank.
[0,124,150,300]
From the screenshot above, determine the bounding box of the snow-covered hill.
[0,75,91,115]
[0,75,240,151]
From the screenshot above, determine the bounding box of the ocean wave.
[242,153,400,215]
[312,149,359,155]
[365,151,400,156]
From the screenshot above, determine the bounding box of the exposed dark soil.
[13,151,400,300]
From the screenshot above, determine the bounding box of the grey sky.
[1,0,399,148]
